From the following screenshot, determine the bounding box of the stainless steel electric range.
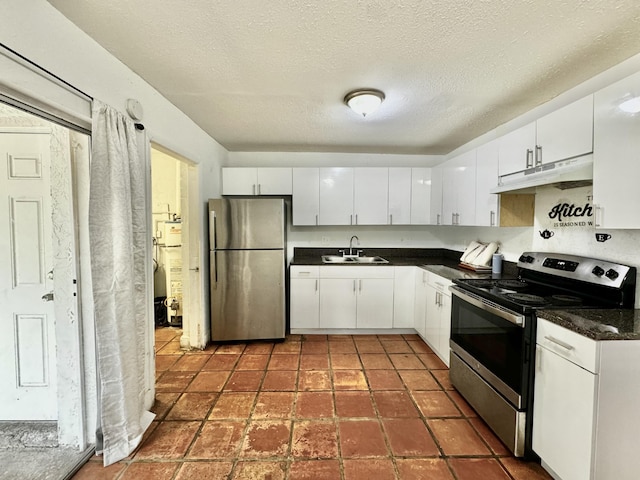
[448,252,636,458]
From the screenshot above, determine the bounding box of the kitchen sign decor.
[544,190,594,230]
[534,186,614,246]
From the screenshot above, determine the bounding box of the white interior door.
[0,130,57,420]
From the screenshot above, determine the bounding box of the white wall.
[1,0,229,339]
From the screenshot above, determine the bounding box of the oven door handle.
[450,286,525,327]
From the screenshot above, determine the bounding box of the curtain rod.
[0,42,93,102]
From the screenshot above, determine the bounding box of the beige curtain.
[89,100,154,466]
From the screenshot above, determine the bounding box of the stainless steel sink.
[321,255,389,264]
[321,255,354,263]
[352,256,389,264]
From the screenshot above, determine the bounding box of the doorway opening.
[0,101,95,478]
[150,145,203,352]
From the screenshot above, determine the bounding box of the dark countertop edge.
[290,247,518,279]
[537,309,640,341]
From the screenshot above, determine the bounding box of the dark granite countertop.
[537,309,640,341]
[291,247,518,279]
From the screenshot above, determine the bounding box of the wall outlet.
[321,236,330,245]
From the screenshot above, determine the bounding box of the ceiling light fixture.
[344,89,385,117]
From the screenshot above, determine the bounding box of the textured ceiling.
[47,0,640,154]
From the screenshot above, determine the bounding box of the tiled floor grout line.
[91,330,551,479]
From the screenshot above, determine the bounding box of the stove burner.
[550,294,583,306]
[505,293,547,305]
[497,280,529,290]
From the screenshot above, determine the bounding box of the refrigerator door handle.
[212,251,218,289]
[209,210,217,249]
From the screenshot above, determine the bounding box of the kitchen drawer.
[291,266,319,278]
[537,318,599,373]
[319,265,394,279]
[427,272,453,291]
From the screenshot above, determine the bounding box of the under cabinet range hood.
[491,155,593,194]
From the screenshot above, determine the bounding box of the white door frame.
[151,142,204,350]
[0,46,94,449]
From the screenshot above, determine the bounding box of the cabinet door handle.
[359,279,362,292]
[544,335,575,351]
[436,213,441,225]
[490,210,496,226]
[423,272,427,283]
[355,214,358,225]
[456,213,460,225]
[350,214,353,225]
[452,213,455,225]
[258,183,262,195]
[593,204,602,228]
[315,214,318,225]
[525,149,533,168]
[252,184,256,195]
[535,145,542,166]
[536,345,543,373]
[389,213,393,225]
[353,280,356,293]
[315,279,318,292]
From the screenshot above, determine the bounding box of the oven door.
[449,286,529,408]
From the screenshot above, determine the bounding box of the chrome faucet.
[348,235,360,256]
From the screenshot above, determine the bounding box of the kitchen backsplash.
[533,185,640,306]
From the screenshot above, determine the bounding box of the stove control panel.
[517,252,635,289]
[542,258,579,272]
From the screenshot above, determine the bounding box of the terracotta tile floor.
[72,328,552,480]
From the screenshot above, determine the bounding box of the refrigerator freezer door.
[208,198,285,250]
[211,249,285,341]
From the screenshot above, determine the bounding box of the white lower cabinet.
[393,266,415,328]
[414,269,428,338]
[533,318,640,480]
[319,278,358,329]
[290,266,320,329]
[425,273,452,366]
[414,270,452,366]
[318,266,394,330]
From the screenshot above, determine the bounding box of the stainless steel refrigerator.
[208,198,286,341]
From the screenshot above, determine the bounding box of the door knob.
[42,292,54,302]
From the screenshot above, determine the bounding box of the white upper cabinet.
[388,167,412,225]
[222,167,292,195]
[429,165,443,225]
[593,71,640,229]
[536,95,593,166]
[292,168,320,225]
[319,167,354,225]
[498,122,537,177]
[475,139,500,226]
[441,150,477,225]
[498,95,594,177]
[353,168,388,225]
[410,168,432,225]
